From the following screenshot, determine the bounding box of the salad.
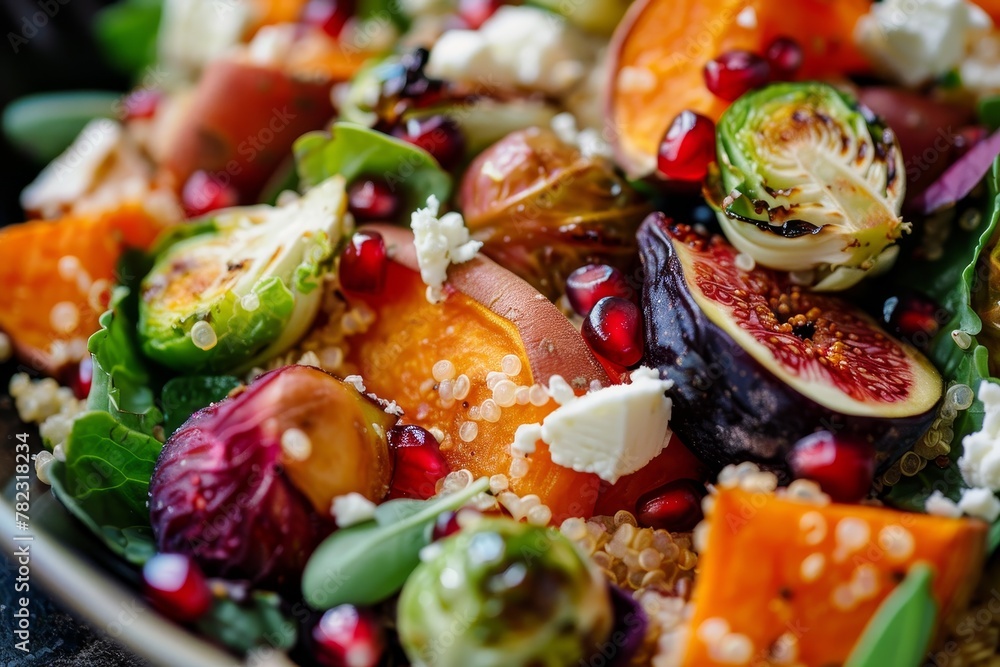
[6,0,1000,665]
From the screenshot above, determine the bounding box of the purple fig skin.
[149,369,334,591]
[638,212,938,474]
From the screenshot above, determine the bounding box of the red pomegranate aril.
[656,111,717,182]
[72,357,93,400]
[312,605,384,667]
[787,431,876,503]
[635,479,706,532]
[121,89,162,121]
[582,297,644,368]
[458,0,502,29]
[395,116,466,170]
[142,553,213,621]
[765,36,804,80]
[565,264,635,317]
[339,231,387,294]
[181,171,238,218]
[302,0,355,39]
[387,424,450,499]
[883,292,941,342]
[703,50,771,101]
[347,179,401,222]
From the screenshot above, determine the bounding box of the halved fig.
[149,365,396,589]
[607,0,872,177]
[341,225,613,521]
[459,127,650,299]
[639,213,941,472]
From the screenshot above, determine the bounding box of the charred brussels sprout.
[397,517,613,667]
[138,176,346,373]
[460,127,650,298]
[713,82,907,291]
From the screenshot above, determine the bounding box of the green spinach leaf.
[94,0,163,78]
[161,375,241,436]
[294,122,451,215]
[48,411,163,564]
[196,591,297,655]
[845,564,937,667]
[888,160,1000,515]
[302,477,490,609]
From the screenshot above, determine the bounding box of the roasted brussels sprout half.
[460,127,650,298]
[138,176,346,373]
[397,517,613,667]
[713,82,907,291]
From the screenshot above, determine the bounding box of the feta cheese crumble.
[426,6,598,97]
[539,367,673,483]
[854,0,992,87]
[410,195,482,303]
[958,487,1000,522]
[550,112,612,160]
[958,381,1000,490]
[924,490,962,518]
[331,492,377,527]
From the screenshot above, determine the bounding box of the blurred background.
[0,0,129,227]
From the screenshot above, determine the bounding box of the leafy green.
[302,477,490,609]
[845,564,937,667]
[88,286,163,436]
[887,160,1000,514]
[196,591,297,655]
[294,122,452,215]
[94,0,163,77]
[161,376,242,436]
[48,411,163,564]
[979,96,1000,132]
[2,92,120,163]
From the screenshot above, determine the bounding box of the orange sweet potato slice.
[341,225,611,522]
[608,0,873,176]
[0,205,165,374]
[682,488,985,666]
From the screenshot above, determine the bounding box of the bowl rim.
[0,494,255,667]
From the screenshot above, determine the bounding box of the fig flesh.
[639,213,941,472]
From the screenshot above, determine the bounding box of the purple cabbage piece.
[913,129,1000,214]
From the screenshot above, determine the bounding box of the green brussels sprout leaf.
[294,122,451,216]
[48,411,162,565]
[397,516,614,667]
[302,477,490,609]
[715,82,907,291]
[138,176,347,374]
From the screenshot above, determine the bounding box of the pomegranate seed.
[765,37,804,80]
[347,179,400,222]
[656,111,717,182]
[387,425,450,499]
[787,431,876,503]
[582,297,644,368]
[394,116,465,170]
[565,264,635,317]
[181,171,238,218]
[339,231,388,294]
[72,357,93,400]
[311,605,384,667]
[121,89,162,121]
[302,0,354,39]
[635,479,706,532]
[142,553,213,621]
[458,0,502,29]
[955,125,989,158]
[703,50,771,101]
[432,510,465,540]
[882,292,941,344]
